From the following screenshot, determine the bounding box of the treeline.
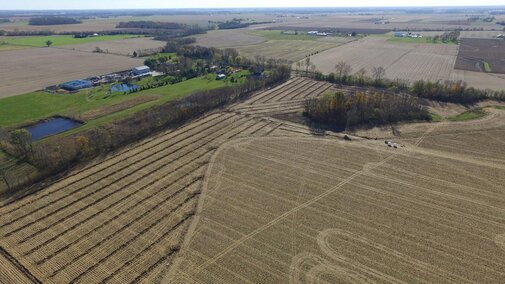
[29,16,81,26]
[0,18,9,23]
[304,92,430,130]
[299,60,505,104]
[116,21,185,29]
[116,21,206,39]
[213,18,274,30]
[0,64,290,194]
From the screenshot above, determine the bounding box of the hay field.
[309,37,505,90]
[57,37,166,56]
[0,48,143,98]
[167,112,505,283]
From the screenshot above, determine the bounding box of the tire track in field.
[186,123,436,275]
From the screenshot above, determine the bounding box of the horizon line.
[2,5,505,11]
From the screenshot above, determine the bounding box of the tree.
[132,51,138,57]
[10,129,32,159]
[335,61,352,81]
[45,40,53,47]
[305,57,311,75]
[356,68,367,84]
[372,66,386,85]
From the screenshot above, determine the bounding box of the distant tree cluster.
[116,21,206,39]
[497,21,505,26]
[304,92,430,130]
[300,60,505,104]
[0,18,10,23]
[29,16,81,26]
[116,21,185,29]
[432,31,460,43]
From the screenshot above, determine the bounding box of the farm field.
[0,48,144,99]
[56,37,166,56]
[192,29,267,48]
[308,36,505,90]
[236,39,350,62]
[2,77,504,283]
[0,34,142,50]
[455,38,505,74]
[167,110,505,283]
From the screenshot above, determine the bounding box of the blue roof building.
[61,80,93,91]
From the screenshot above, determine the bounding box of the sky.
[2,0,504,10]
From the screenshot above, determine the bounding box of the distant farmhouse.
[307,31,328,36]
[394,32,423,38]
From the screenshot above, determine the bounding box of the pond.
[25,117,83,141]
[109,83,140,93]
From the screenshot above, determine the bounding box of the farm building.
[60,79,93,91]
[216,74,226,80]
[132,66,151,76]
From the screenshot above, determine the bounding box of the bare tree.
[305,56,311,75]
[10,129,32,159]
[356,68,367,83]
[335,61,352,79]
[295,61,301,74]
[372,66,386,85]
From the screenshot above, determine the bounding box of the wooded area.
[304,92,430,130]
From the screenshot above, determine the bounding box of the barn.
[132,66,151,76]
[60,79,93,91]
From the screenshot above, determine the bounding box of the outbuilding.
[132,66,151,76]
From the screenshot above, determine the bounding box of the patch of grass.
[429,112,443,122]
[0,34,142,49]
[249,30,321,41]
[0,72,248,128]
[483,61,492,73]
[448,108,487,122]
[147,52,177,60]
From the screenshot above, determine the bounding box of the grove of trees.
[304,92,430,130]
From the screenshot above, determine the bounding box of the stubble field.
[56,37,166,56]
[1,78,505,283]
[166,110,505,283]
[308,36,505,90]
[0,47,144,98]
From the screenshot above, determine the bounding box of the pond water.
[25,117,83,141]
[110,83,139,93]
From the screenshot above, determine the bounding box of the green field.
[0,71,248,129]
[448,108,487,121]
[0,34,142,49]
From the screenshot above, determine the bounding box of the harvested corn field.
[167,125,505,283]
[1,78,505,283]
